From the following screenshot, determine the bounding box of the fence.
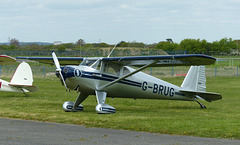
[143,66,240,77]
[0,49,168,57]
[1,49,238,57]
[0,65,239,78]
[216,58,240,67]
[1,49,240,78]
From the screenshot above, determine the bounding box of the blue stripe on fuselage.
[61,67,142,88]
[175,92,185,96]
[81,71,142,88]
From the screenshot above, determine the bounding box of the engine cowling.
[95,104,116,114]
[63,101,83,112]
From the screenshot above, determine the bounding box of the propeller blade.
[52,51,68,91]
[59,71,68,91]
[52,52,60,70]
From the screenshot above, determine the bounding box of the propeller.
[52,52,68,91]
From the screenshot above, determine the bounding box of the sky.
[0,0,240,44]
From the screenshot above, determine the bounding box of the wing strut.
[107,42,120,58]
[98,61,158,90]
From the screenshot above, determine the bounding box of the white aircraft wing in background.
[0,55,16,65]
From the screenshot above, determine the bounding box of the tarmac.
[0,118,239,145]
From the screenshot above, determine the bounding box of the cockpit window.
[80,58,101,70]
[103,63,120,76]
[123,67,130,75]
[80,59,97,66]
[90,59,101,70]
[80,58,121,75]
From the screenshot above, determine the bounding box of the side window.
[103,63,120,76]
[123,67,130,75]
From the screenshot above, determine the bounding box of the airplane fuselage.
[0,79,25,93]
[61,65,193,102]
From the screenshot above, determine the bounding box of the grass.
[0,76,240,139]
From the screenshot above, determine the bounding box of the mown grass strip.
[0,76,239,139]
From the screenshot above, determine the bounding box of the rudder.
[180,66,222,103]
[181,66,206,92]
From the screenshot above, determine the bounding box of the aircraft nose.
[55,66,75,79]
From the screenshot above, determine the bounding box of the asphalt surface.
[0,118,239,145]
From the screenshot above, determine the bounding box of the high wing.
[0,55,16,65]
[102,54,216,67]
[16,54,216,66]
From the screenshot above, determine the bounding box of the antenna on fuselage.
[107,42,121,58]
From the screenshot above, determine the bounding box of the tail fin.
[180,66,222,102]
[10,62,33,86]
[181,66,206,92]
[9,62,38,92]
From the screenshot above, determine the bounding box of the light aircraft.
[0,55,38,95]
[16,52,222,114]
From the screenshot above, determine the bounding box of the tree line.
[1,38,240,55]
[156,38,240,54]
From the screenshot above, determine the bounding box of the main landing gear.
[62,91,116,114]
[62,92,88,112]
[95,91,116,114]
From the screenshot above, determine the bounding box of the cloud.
[120,4,131,9]
[0,0,240,43]
[170,10,179,14]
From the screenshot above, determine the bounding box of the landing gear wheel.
[63,101,84,112]
[95,104,116,114]
[95,91,116,114]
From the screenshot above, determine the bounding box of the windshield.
[80,59,97,66]
[80,58,101,70]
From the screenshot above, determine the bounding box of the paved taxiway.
[0,118,239,145]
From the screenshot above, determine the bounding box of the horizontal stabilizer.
[180,90,222,102]
[8,84,38,92]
